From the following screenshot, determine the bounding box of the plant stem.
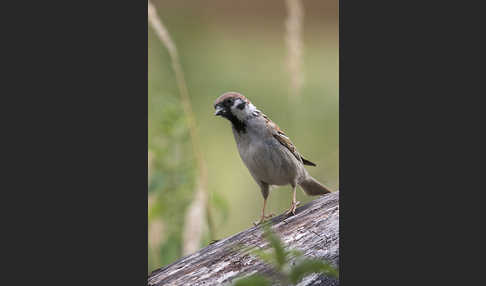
[148,0,215,244]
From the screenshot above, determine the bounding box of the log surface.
[148,191,339,286]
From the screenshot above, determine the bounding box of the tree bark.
[148,191,339,286]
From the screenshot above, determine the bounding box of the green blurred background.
[148,0,338,273]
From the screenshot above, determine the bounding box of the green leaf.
[288,249,303,258]
[252,248,276,266]
[233,274,271,286]
[289,259,339,284]
[263,225,287,269]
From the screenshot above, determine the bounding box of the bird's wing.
[262,114,317,166]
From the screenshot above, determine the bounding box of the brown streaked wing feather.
[273,133,301,161]
[263,114,317,166]
[262,114,316,165]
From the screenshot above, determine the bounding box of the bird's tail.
[299,176,332,196]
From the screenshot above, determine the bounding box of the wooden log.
[148,191,339,286]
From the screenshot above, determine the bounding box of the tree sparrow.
[214,92,332,225]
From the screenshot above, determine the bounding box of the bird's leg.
[285,185,300,216]
[253,198,274,226]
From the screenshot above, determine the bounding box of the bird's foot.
[253,213,274,226]
[285,201,300,216]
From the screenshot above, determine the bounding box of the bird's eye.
[237,102,246,110]
[226,99,233,106]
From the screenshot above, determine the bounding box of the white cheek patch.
[231,99,256,121]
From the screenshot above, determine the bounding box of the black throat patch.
[223,112,246,133]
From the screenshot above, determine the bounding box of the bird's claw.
[253,213,274,226]
[285,201,300,216]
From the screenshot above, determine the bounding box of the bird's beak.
[214,106,224,116]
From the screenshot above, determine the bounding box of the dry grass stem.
[148,0,214,254]
[285,0,304,99]
[182,185,206,255]
[148,1,177,58]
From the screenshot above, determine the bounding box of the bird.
[213,91,332,225]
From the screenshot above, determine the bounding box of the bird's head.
[213,92,256,122]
